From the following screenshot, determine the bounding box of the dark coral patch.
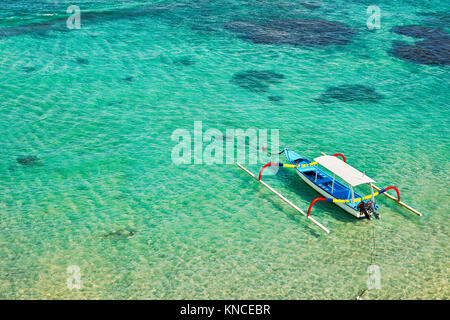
[390,39,450,65]
[390,38,450,66]
[317,85,383,103]
[225,19,356,47]
[21,66,36,73]
[268,95,284,102]
[301,1,322,10]
[391,25,449,39]
[173,57,196,66]
[390,25,450,65]
[16,156,39,166]
[0,21,67,39]
[231,70,284,93]
[102,229,136,240]
[0,5,172,39]
[76,58,89,65]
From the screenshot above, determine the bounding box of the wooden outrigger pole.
[236,163,330,234]
[371,184,422,216]
[320,152,423,217]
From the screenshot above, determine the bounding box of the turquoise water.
[0,0,449,299]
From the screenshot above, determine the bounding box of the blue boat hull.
[284,149,368,218]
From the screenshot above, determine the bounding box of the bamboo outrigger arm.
[236,163,330,234]
[320,152,423,217]
[371,184,422,216]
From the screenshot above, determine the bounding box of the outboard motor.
[368,201,380,220]
[357,201,371,220]
[357,201,380,220]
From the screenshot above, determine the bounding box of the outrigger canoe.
[237,149,422,233]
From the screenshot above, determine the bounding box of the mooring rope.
[356,223,378,300]
[268,149,285,155]
[370,225,376,265]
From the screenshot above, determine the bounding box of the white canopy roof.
[314,155,375,187]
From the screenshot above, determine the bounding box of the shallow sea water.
[0,0,449,299]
